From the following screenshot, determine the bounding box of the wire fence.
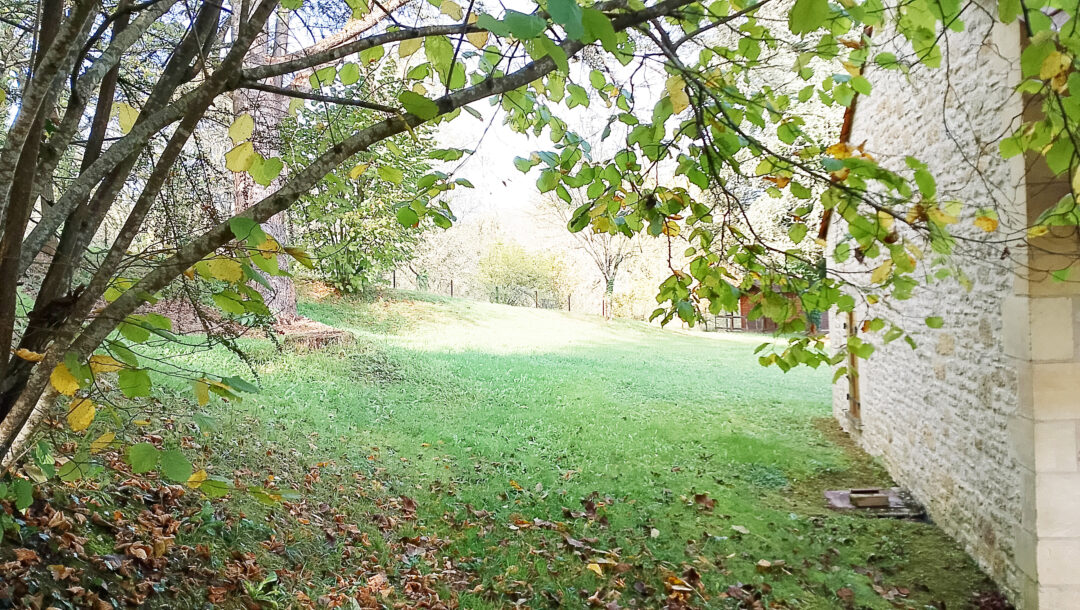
[388,270,575,312]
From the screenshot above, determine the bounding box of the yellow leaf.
[466,14,487,48]
[50,364,80,396]
[193,380,210,406]
[440,0,463,20]
[14,348,44,362]
[1028,225,1050,238]
[228,113,254,144]
[225,142,257,172]
[1040,50,1071,81]
[205,257,244,283]
[66,398,95,432]
[348,163,369,180]
[509,479,523,490]
[256,236,281,259]
[665,75,689,114]
[466,29,489,48]
[412,83,428,95]
[870,259,893,284]
[926,207,958,225]
[399,38,422,58]
[586,563,603,576]
[114,102,139,134]
[90,431,115,454]
[187,469,208,489]
[974,215,998,233]
[284,246,315,269]
[826,141,855,159]
[876,210,894,231]
[89,355,124,374]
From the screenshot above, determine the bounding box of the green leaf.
[514,156,538,172]
[476,13,511,37]
[789,0,829,35]
[430,211,453,229]
[399,91,440,120]
[160,450,194,483]
[589,69,605,90]
[58,454,92,482]
[396,206,419,226]
[536,169,561,192]
[250,156,283,186]
[425,35,455,79]
[548,0,584,41]
[118,319,151,343]
[127,443,159,474]
[787,223,808,244]
[13,479,32,511]
[925,316,944,328]
[345,0,368,18]
[379,166,404,184]
[118,368,152,397]
[339,62,360,85]
[850,75,872,95]
[221,375,259,394]
[504,11,547,39]
[538,37,568,72]
[998,0,1020,23]
[582,9,617,51]
[309,65,337,89]
[913,168,936,198]
[201,476,231,499]
[359,45,384,64]
[229,217,266,244]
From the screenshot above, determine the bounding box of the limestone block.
[1030,297,1075,361]
[1037,585,1080,609]
[1032,362,1080,421]
[1034,422,1078,473]
[1002,295,1031,359]
[1036,473,1080,538]
[1037,537,1080,585]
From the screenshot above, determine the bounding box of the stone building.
[830,6,1080,609]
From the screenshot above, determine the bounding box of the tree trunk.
[231,9,297,322]
[603,276,615,319]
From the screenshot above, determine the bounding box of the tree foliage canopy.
[0,0,1074,488]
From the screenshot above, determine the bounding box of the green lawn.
[5,289,1000,608]
[139,289,996,608]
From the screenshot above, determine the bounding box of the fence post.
[534,290,538,308]
[450,279,454,297]
[392,270,396,289]
[567,294,570,311]
[495,286,499,303]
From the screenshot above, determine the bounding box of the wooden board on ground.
[825,487,925,520]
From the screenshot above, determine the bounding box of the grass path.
[145,290,998,608]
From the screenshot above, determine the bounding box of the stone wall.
[829,6,1033,603]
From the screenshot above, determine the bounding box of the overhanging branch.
[241,81,398,113]
[70,0,705,357]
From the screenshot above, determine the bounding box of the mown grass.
[137,288,999,608]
